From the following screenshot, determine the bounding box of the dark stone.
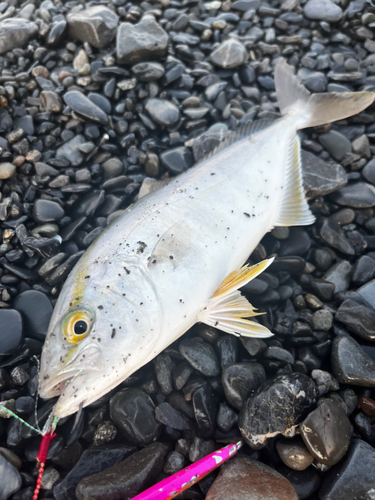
[336,299,375,341]
[319,439,375,500]
[320,218,354,255]
[192,383,217,438]
[56,135,87,168]
[33,199,64,224]
[276,465,321,500]
[179,337,220,377]
[362,158,375,185]
[216,402,238,432]
[301,150,347,199]
[0,310,23,355]
[13,291,52,339]
[155,354,175,395]
[54,444,135,500]
[64,92,109,125]
[279,227,311,256]
[215,335,239,369]
[164,451,186,475]
[319,130,352,161]
[117,17,168,65]
[76,443,167,500]
[132,62,165,82]
[210,39,247,68]
[109,388,161,445]
[67,6,118,48]
[222,362,266,411]
[351,255,375,285]
[160,147,194,175]
[238,373,318,448]
[332,336,375,387]
[0,453,22,499]
[331,182,375,208]
[145,99,180,127]
[155,402,191,430]
[0,19,38,54]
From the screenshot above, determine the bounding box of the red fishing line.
[32,430,56,500]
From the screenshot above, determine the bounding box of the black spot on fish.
[136,241,147,254]
[124,267,130,274]
[111,328,116,339]
[84,275,90,279]
[169,255,173,260]
[244,213,250,217]
[98,305,103,310]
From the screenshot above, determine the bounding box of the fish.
[38,59,375,419]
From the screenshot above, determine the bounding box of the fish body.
[39,60,375,418]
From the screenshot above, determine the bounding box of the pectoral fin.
[198,259,274,338]
[138,178,170,200]
[148,221,191,269]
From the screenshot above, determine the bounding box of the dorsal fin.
[275,134,315,227]
[196,119,278,164]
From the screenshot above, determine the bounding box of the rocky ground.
[0,0,375,499]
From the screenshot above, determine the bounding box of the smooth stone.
[311,369,339,394]
[336,299,375,341]
[67,6,118,48]
[41,467,60,490]
[132,62,165,82]
[0,162,16,180]
[56,135,86,167]
[145,99,180,127]
[40,91,62,113]
[0,19,38,54]
[160,147,194,175]
[304,0,342,21]
[303,72,327,93]
[215,335,239,369]
[300,399,352,466]
[362,158,375,185]
[332,336,375,387]
[206,458,298,500]
[33,199,64,223]
[13,290,52,339]
[0,447,21,469]
[155,354,175,395]
[210,39,247,68]
[276,437,314,471]
[323,261,352,293]
[320,218,354,255]
[278,227,311,256]
[179,337,220,377]
[88,93,111,115]
[0,454,22,500]
[357,279,375,309]
[310,309,333,331]
[155,402,190,430]
[0,310,23,355]
[238,373,318,448]
[164,451,186,475]
[53,444,135,500]
[331,182,375,208]
[109,388,161,445]
[64,92,109,125]
[276,466,321,500]
[351,255,375,286]
[117,16,168,65]
[222,362,266,410]
[76,443,168,500]
[264,346,295,364]
[216,402,238,432]
[319,439,375,500]
[101,158,123,179]
[301,151,347,199]
[192,383,217,438]
[319,131,352,161]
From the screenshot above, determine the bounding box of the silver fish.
[39,60,374,418]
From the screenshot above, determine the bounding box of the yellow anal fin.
[197,258,275,338]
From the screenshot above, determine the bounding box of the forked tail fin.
[275,59,375,129]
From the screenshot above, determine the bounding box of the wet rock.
[319,439,375,500]
[362,158,375,185]
[64,92,109,125]
[67,6,118,48]
[319,131,351,161]
[301,151,347,199]
[0,163,16,180]
[206,458,298,500]
[109,388,161,445]
[215,335,239,369]
[192,383,217,438]
[145,99,180,127]
[351,255,375,286]
[76,443,167,500]
[279,227,311,256]
[155,402,191,430]
[239,373,318,448]
[41,467,60,490]
[132,62,165,82]
[155,354,175,395]
[311,370,339,395]
[0,19,38,54]
[357,279,375,309]
[323,261,352,293]
[0,310,23,355]
[331,182,375,208]
[189,437,216,463]
[210,39,247,68]
[300,399,352,466]
[276,466,321,500]
[359,396,375,417]
[13,290,52,339]
[304,0,343,21]
[320,218,354,255]
[310,309,333,331]
[179,337,220,377]
[0,454,22,500]
[40,91,62,113]
[332,336,375,387]
[117,16,168,65]
[276,437,314,471]
[33,199,64,224]
[53,444,135,500]
[160,147,194,175]
[56,135,86,168]
[336,299,375,341]
[222,362,266,410]
[164,451,186,475]
[217,402,238,432]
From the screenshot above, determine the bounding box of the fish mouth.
[39,344,103,400]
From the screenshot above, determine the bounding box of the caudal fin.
[275,59,375,129]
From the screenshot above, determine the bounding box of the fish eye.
[62,310,93,344]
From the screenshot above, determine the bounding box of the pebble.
[56,135,87,167]
[331,182,375,208]
[310,309,333,331]
[13,290,52,339]
[277,466,321,500]
[179,337,220,377]
[0,453,22,500]
[0,162,15,180]
[323,261,352,293]
[164,451,186,475]
[336,299,375,341]
[206,458,298,500]
[145,98,180,127]
[117,16,168,65]
[41,467,60,490]
[155,402,191,430]
[357,279,375,309]
[33,199,64,224]
[109,388,161,445]
[300,399,352,466]
[238,373,318,448]
[132,62,165,82]
[304,0,343,21]
[222,362,266,410]
[216,402,238,432]
[160,147,194,174]
[192,383,217,438]
[319,131,352,161]
[0,310,23,355]
[362,158,375,185]
[332,336,375,387]
[0,19,38,54]
[276,437,314,471]
[319,439,375,500]
[351,255,375,285]
[67,6,118,48]
[64,91,109,125]
[210,39,247,68]
[301,151,347,199]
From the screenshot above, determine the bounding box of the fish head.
[38,258,162,418]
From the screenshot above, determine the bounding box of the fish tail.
[274,59,375,129]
